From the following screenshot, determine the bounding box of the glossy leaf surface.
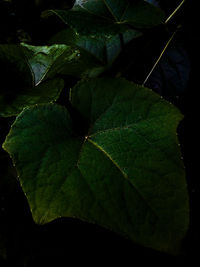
[20,43,78,85]
[0,43,78,117]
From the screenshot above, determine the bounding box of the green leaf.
[2,78,189,254]
[43,0,165,35]
[105,0,165,27]
[0,78,64,117]
[49,28,79,46]
[20,43,78,85]
[0,43,80,117]
[48,30,108,77]
[42,5,123,36]
[58,50,106,78]
[50,28,141,64]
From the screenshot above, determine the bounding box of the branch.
[142,25,181,86]
[165,0,186,24]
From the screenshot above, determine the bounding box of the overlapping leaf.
[0,78,64,117]
[0,43,79,117]
[20,43,79,85]
[43,0,165,35]
[3,78,189,254]
[50,28,142,64]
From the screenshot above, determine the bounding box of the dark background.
[0,0,199,266]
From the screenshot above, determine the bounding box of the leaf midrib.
[119,2,130,22]
[88,115,181,168]
[21,44,67,86]
[103,0,118,21]
[36,50,67,86]
[75,37,106,64]
[87,138,159,220]
[103,0,130,22]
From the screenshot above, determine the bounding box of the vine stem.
[165,0,186,24]
[142,25,181,86]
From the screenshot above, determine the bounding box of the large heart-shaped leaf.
[0,43,79,117]
[43,0,165,35]
[2,78,189,254]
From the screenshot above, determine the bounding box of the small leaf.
[43,0,165,35]
[21,43,78,85]
[2,78,189,254]
[0,78,64,117]
[0,43,79,117]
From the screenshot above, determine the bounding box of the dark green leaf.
[58,50,106,78]
[50,29,141,64]
[116,0,165,28]
[0,43,81,117]
[20,43,78,85]
[2,78,188,254]
[43,0,165,35]
[75,30,142,64]
[49,28,79,46]
[0,78,64,117]
[42,8,125,36]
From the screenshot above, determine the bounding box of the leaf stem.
[142,25,181,87]
[165,0,186,24]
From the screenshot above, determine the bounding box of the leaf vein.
[87,138,158,219]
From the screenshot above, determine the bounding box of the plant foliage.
[3,78,188,254]
[0,0,189,260]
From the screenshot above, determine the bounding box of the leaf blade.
[0,44,68,117]
[43,0,164,35]
[3,78,189,254]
